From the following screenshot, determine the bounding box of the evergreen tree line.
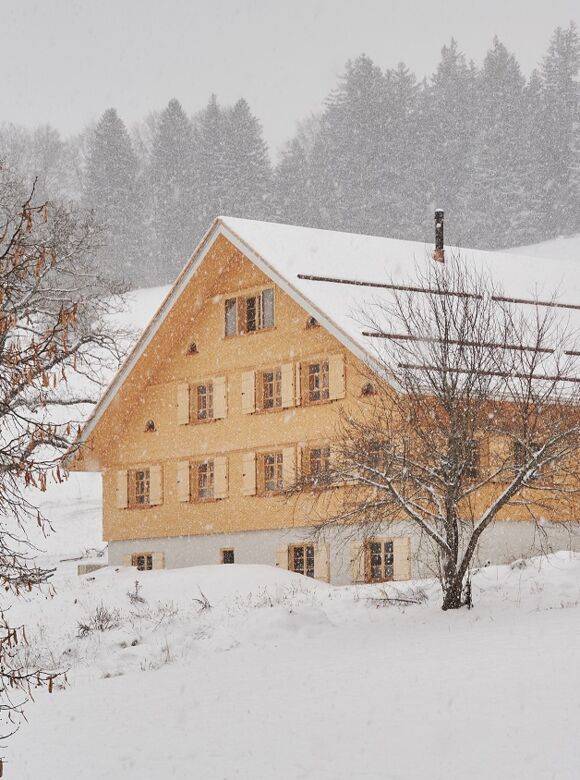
[1,23,579,286]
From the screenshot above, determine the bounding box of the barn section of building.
[71,217,580,584]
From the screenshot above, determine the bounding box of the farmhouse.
[70,216,580,585]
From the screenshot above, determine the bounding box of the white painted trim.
[70,217,388,462]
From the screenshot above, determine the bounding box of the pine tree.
[539,23,580,236]
[382,62,423,239]
[469,38,527,248]
[223,98,272,220]
[192,94,229,236]
[82,108,143,282]
[148,99,195,280]
[273,137,313,226]
[421,40,477,245]
[309,54,389,235]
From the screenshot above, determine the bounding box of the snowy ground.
[9,249,580,778]
[8,486,580,779]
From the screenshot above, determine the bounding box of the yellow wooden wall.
[76,234,578,544]
[79,235,367,542]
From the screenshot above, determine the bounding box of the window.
[464,440,480,479]
[368,540,394,582]
[128,469,150,507]
[262,451,284,492]
[225,298,237,337]
[196,460,215,500]
[224,289,275,336]
[261,368,282,410]
[192,382,214,422]
[307,361,329,403]
[132,553,153,571]
[290,544,315,578]
[221,548,235,564]
[306,316,319,329]
[309,446,330,477]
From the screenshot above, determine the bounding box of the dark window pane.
[306,546,315,578]
[293,546,304,574]
[246,296,257,332]
[222,549,235,564]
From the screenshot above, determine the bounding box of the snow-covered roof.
[74,216,580,457]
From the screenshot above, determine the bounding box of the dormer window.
[225,289,274,336]
[187,341,198,355]
[361,382,376,397]
[144,419,156,433]
[306,316,320,329]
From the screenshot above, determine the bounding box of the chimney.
[433,209,445,263]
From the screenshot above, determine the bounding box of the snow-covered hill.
[9,554,580,779]
[507,233,580,263]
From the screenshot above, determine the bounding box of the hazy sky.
[2,0,578,155]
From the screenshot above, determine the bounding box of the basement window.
[368,540,394,582]
[132,553,153,571]
[221,548,235,564]
[289,544,315,578]
[225,288,275,336]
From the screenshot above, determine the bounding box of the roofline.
[69,217,385,463]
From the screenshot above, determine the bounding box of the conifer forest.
[1,23,579,286]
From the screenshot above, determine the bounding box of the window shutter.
[314,543,330,583]
[152,552,165,570]
[116,470,128,509]
[275,545,289,570]
[241,452,256,496]
[177,383,190,425]
[282,447,296,489]
[213,376,227,419]
[328,354,346,400]
[241,371,256,414]
[122,554,132,567]
[295,363,302,406]
[176,461,190,503]
[281,363,295,408]
[214,456,228,499]
[350,540,367,583]
[149,464,163,506]
[393,537,412,581]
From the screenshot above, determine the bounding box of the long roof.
[75,216,580,452]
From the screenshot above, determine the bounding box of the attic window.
[187,342,198,355]
[306,316,320,329]
[144,419,156,433]
[361,382,376,397]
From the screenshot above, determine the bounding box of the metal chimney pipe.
[434,209,445,263]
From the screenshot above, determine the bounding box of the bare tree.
[305,256,580,610]
[0,163,128,746]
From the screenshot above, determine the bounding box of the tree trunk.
[441,574,465,610]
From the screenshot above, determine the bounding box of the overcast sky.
[2,0,578,155]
